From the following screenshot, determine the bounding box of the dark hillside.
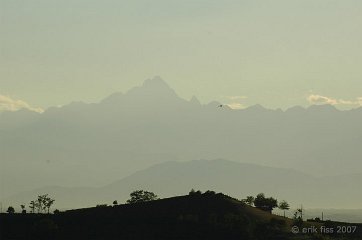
[1,193,361,240]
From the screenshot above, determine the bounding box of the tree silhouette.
[29,200,36,213]
[253,193,278,213]
[31,194,55,214]
[278,200,290,217]
[20,204,26,214]
[126,190,159,204]
[189,189,202,196]
[43,196,55,214]
[204,190,216,196]
[7,206,15,214]
[242,196,255,206]
[36,196,43,213]
[293,208,304,226]
[189,189,196,195]
[113,200,118,206]
[296,207,303,220]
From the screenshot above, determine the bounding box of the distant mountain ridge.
[1,77,361,199]
[2,159,362,211]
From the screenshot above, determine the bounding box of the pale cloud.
[221,96,247,109]
[226,96,248,100]
[307,94,338,105]
[358,97,362,105]
[338,98,362,106]
[339,99,356,105]
[307,94,362,107]
[226,102,245,109]
[0,95,44,113]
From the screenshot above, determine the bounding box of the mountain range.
[1,77,361,209]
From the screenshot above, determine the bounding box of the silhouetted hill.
[1,193,361,240]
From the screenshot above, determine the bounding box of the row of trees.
[100,190,159,207]
[121,190,292,221]
[29,194,55,214]
[5,194,55,214]
[112,190,290,218]
[242,193,290,217]
[4,190,297,219]
[5,190,294,221]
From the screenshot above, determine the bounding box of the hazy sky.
[1,0,362,111]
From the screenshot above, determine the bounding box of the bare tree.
[44,197,55,214]
[32,194,55,214]
[29,201,36,213]
[38,194,55,214]
[36,196,43,213]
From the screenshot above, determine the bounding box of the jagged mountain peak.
[100,77,181,106]
[190,95,201,105]
[244,104,268,112]
[125,76,179,99]
[142,76,171,89]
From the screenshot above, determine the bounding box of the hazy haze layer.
[1,0,362,109]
